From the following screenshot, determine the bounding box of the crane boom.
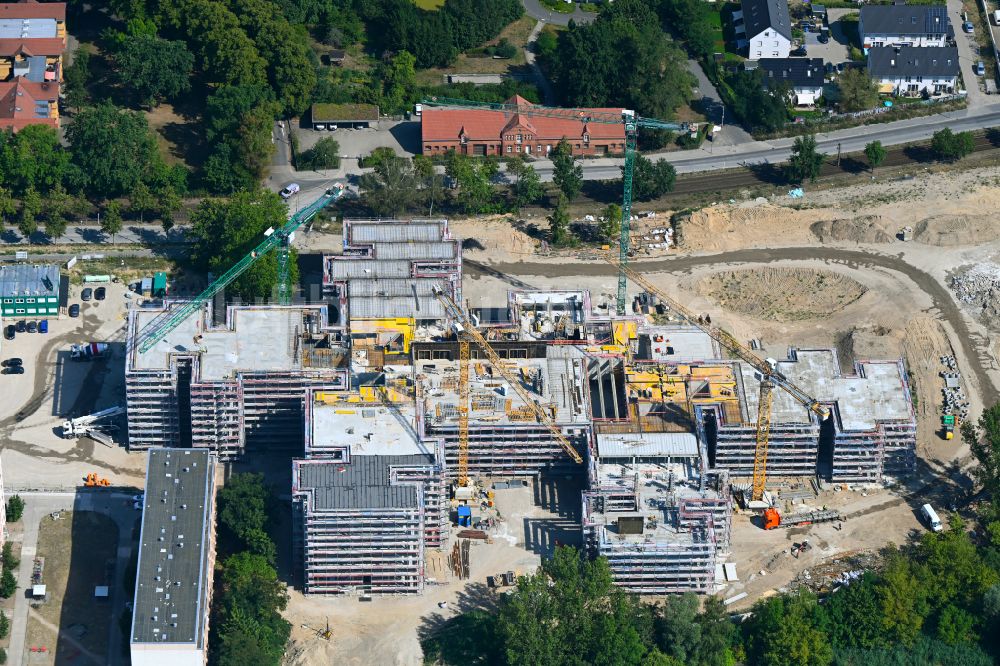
[433,287,584,465]
[607,256,829,501]
[135,185,344,353]
[420,97,685,316]
[458,339,471,485]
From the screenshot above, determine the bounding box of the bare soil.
[695,267,867,322]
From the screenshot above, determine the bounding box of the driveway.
[686,60,754,147]
[947,0,989,106]
[521,0,596,26]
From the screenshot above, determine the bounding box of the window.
[546,144,552,153]
[774,41,779,46]
[772,51,779,56]
[26,298,34,304]
[756,40,763,46]
[15,308,24,314]
[1,299,10,304]
[14,298,23,304]
[26,308,35,314]
[537,145,542,153]
[583,133,590,143]
[516,133,522,142]
[506,146,512,153]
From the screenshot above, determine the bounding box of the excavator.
[84,472,110,487]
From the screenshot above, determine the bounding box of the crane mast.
[606,256,829,501]
[420,97,684,317]
[433,287,583,465]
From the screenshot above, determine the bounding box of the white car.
[133,501,143,510]
[280,183,300,199]
[131,494,144,503]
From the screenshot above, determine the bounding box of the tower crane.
[607,257,830,502]
[432,286,584,475]
[135,184,345,353]
[420,97,685,316]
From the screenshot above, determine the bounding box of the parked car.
[921,503,943,532]
[976,60,986,76]
[314,123,326,131]
[328,124,338,131]
[279,183,300,199]
[95,286,106,301]
[68,304,80,318]
[15,320,25,333]
[2,358,22,367]
[817,32,829,44]
[131,494,144,503]
[81,287,93,301]
[38,320,47,333]
[964,20,975,33]
[2,366,24,375]
[26,321,37,333]
[3,325,13,340]
[791,45,808,57]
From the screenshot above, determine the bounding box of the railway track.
[668,131,1000,197]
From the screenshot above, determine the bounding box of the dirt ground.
[283,476,582,666]
[23,511,118,665]
[0,280,147,492]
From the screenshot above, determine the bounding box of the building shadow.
[47,495,125,665]
[388,122,422,154]
[522,474,584,556]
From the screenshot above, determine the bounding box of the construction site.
[115,206,923,607]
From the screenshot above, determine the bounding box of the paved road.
[525,21,556,105]
[521,0,595,26]
[7,491,140,666]
[948,0,990,107]
[686,60,754,148]
[0,224,188,247]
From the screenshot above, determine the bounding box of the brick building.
[0,1,66,132]
[420,95,626,157]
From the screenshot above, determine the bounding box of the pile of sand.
[810,216,894,244]
[912,214,1000,247]
[696,267,868,322]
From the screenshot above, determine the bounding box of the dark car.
[2,358,22,367]
[3,325,13,340]
[26,321,37,333]
[817,32,829,44]
[68,303,80,318]
[2,366,24,375]
[95,287,106,301]
[15,320,26,333]
[81,288,93,301]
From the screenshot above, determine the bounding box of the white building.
[756,58,826,106]
[860,4,949,53]
[736,0,793,60]
[867,46,958,96]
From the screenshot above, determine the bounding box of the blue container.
[39,320,48,334]
[457,506,473,527]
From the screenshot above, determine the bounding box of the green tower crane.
[420,97,685,315]
[135,184,345,354]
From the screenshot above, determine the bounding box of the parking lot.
[293,119,421,161]
[0,280,145,492]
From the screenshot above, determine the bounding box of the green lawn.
[540,0,577,13]
[413,0,445,9]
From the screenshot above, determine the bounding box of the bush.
[931,128,975,162]
[5,496,23,523]
[297,137,341,170]
[0,611,8,640]
[360,146,397,169]
[1,543,18,572]
[0,569,16,598]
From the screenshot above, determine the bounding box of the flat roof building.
[0,264,59,317]
[130,448,217,666]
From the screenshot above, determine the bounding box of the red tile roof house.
[421,96,627,157]
[0,78,58,132]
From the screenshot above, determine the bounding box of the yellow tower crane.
[607,257,829,501]
[433,287,584,470]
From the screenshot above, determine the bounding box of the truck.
[921,503,943,532]
[70,343,110,361]
[762,507,842,530]
[942,414,958,440]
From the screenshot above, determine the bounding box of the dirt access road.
[466,245,999,408]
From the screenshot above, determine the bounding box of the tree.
[931,128,975,162]
[359,156,422,217]
[378,50,417,115]
[0,570,15,599]
[446,152,499,214]
[0,187,13,233]
[600,203,621,243]
[63,48,91,110]
[657,593,702,663]
[19,187,40,238]
[786,134,826,183]
[413,155,446,216]
[630,155,676,201]
[1,544,18,572]
[65,103,163,198]
[0,611,8,640]
[189,189,295,300]
[0,124,69,196]
[551,139,583,201]
[548,195,572,246]
[743,592,833,666]
[117,34,194,106]
[507,156,544,209]
[297,138,340,170]
[130,182,157,223]
[5,496,23,523]
[214,552,290,665]
[218,474,276,560]
[964,403,1000,497]
[727,70,788,133]
[102,201,123,244]
[864,140,887,173]
[836,68,879,112]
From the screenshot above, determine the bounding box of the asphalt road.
[520,0,595,26]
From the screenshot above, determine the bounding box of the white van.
[279,183,300,199]
[921,503,943,532]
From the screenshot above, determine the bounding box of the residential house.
[0,78,57,132]
[757,58,825,105]
[420,95,626,157]
[867,46,958,96]
[735,0,792,60]
[859,3,949,53]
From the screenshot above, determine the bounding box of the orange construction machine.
[84,473,110,487]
